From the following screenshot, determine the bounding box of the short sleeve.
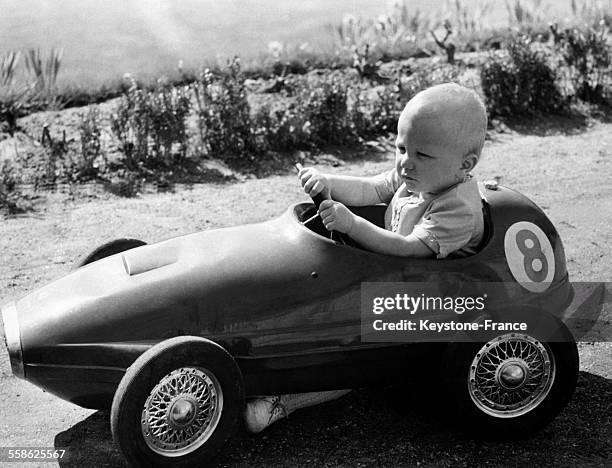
[372,169,402,203]
[411,195,476,259]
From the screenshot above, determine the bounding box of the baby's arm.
[298,166,383,206]
[319,201,434,258]
[326,174,384,206]
[351,216,434,257]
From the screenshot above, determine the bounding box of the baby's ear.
[461,153,478,172]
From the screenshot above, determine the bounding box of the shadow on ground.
[496,105,612,138]
[55,371,611,467]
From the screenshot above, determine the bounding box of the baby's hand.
[297,165,330,199]
[319,200,354,234]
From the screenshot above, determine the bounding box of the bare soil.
[0,117,611,467]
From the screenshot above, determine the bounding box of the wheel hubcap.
[498,361,527,389]
[468,334,555,418]
[141,367,223,457]
[169,397,197,427]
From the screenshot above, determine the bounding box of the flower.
[267,41,284,59]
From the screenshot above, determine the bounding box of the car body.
[1,184,595,465]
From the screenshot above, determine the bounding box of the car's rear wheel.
[111,336,244,467]
[442,314,578,439]
[76,238,146,267]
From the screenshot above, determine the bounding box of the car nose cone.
[1,302,24,379]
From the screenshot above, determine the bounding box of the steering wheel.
[307,191,357,248]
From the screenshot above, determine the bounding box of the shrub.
[351,44,385,80]
[37,125,73,188]
[352,83,402,137]
[402,62,462,97]
[355,62,462,136]
[111,77,191,171]
[251,75,360,153]
[251,102,307,152]
[351,60,460,138]
[0,159,28,214]
[149,85,191,163]
[297,74,357,146]
[78,106,105,180]
[193,61,361,159]
[14,124,101,188]
[256,63,462,148]
[192,58,255,161]
[0,87,33,135]
[0,158,17,191]
[480,37,564,117]
[551,23,612,103]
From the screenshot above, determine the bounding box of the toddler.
[244,82,488,433]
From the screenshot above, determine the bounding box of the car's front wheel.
[442,315,578,439]
[111,336,244,467]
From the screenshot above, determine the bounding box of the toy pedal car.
[2,184,583,467]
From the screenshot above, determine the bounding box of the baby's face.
[394,102,466,195]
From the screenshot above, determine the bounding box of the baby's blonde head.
[400,83,487,162]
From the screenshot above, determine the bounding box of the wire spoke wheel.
[468,333,555,418]
[112,337,243,466]
[141,367,223,457]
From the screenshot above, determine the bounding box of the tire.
[111,336,244,467]
[76,238,147,267]
[441,312,579,439]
